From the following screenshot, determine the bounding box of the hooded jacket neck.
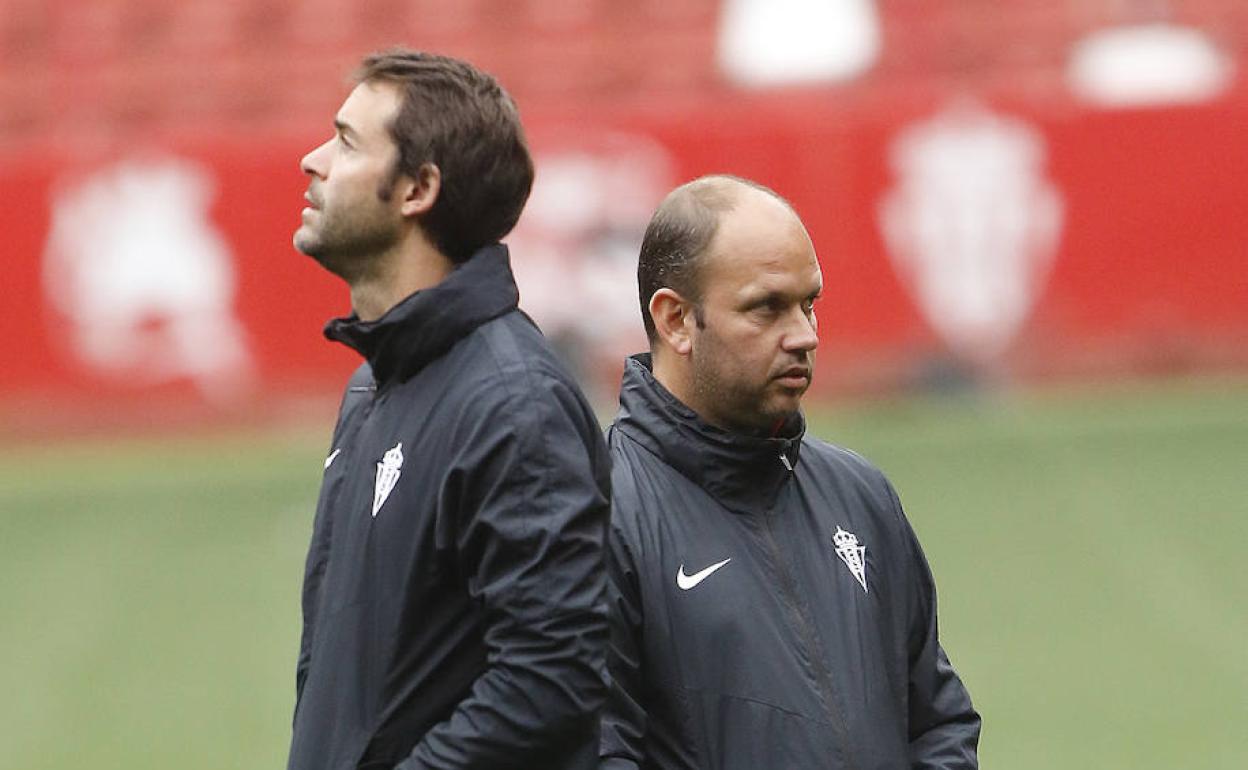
[323,244,519,385]
[614,354,804,515]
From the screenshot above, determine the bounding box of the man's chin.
[761,395,805,424]
[293,228,318,257]
[727,399,802,436]
[768,383,808,410]
[294,232,339,268]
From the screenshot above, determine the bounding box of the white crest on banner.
[42,157,253,402]
[508,133,672,393]
[878,100,1064,361]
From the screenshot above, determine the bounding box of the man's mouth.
[774,366,811,387]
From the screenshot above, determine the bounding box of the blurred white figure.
[1068,23,1234,108]
[509,134,673,388]
[878,100,1064,362]
[43,158,253,403]
[718,0,880,86]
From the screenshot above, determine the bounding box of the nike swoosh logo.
[324,448,342,470]
[676,558,732,590]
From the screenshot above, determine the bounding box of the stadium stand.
[3,1,1246,156]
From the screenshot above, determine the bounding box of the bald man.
[599,175,980,769]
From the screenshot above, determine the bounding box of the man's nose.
[300,138,332,177]
[783,307,819,353]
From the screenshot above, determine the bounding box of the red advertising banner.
[3,89,1247,425]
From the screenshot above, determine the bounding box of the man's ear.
[398,163,441,217]
[650,288,696,357]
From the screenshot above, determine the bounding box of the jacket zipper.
[759,489,859,770]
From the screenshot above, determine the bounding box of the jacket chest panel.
[639,476,886,715]
[782,474,913,716]
[317,389,457,612]
[778,478,890,617]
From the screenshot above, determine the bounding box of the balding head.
[637,175,795,343]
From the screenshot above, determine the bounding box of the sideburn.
[375,160,402,202]
[692,303,707,330]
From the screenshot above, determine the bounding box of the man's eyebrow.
[740,289,783,307]
[333,119,358,139]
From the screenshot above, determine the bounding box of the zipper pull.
[779,452,793,472]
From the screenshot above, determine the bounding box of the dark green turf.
[0,430,324,770]
[2,379,1245,769]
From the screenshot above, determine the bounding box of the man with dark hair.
[288,49,611,770]
[600,175,980,769]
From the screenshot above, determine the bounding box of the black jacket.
[600,356,979,770]
[288,245,612,770]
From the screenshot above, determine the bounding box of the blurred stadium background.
[1,1,1246,768]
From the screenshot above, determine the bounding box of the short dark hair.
[355,49,534,263]
[637,175,792,342]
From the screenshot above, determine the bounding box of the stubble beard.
[295,201,402,283]
[691,335,799,435]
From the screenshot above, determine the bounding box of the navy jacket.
[600,355,980,769]
[288,245,611,770]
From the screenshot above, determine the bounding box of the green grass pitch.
[1,378,1245,769]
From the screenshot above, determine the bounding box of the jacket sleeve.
[398,375,611,769]
[598,506,647,769]
[888,485,982,769]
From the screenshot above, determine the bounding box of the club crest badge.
[833,526,868,593]
[372,442,404,517]
[878,99,1063,363]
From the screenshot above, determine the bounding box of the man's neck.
[650,348,711,423]
[348,240,455,322]
[649,349,784,437]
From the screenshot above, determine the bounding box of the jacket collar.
[323,244,519,385]
[613,354,804,515]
